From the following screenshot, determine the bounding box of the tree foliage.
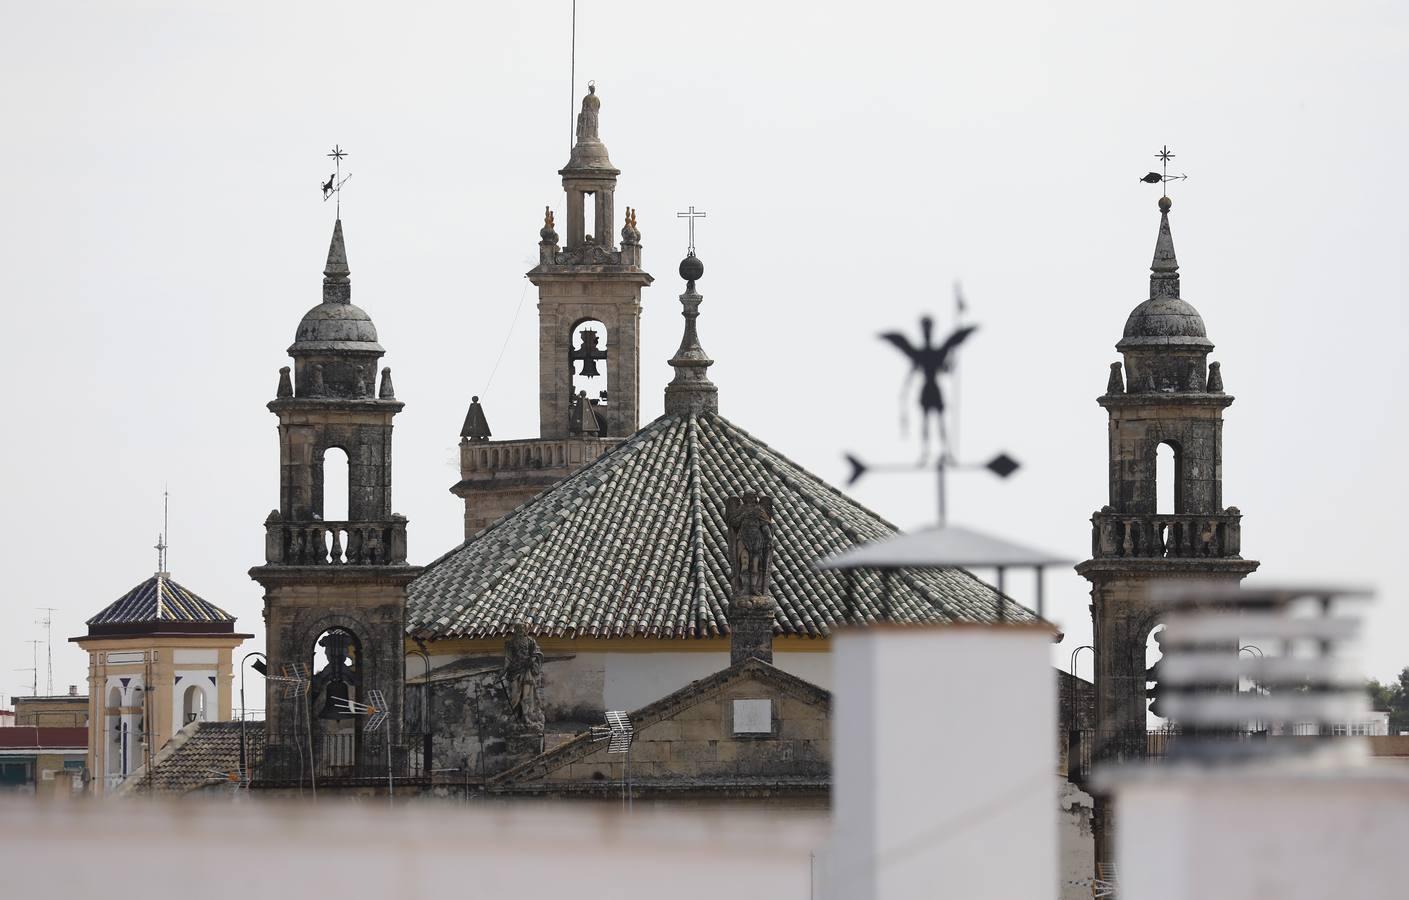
[1365,666,1409,735]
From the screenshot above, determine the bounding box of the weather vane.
[1139,145,1187,193]
[676,205,707,256]
[846,287,1020,526]
[321,144,352,216]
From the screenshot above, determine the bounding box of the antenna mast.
[569,0,578,154]
[35,608,57,694]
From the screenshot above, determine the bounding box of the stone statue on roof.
[503,623,544,731]
[726,493,774,603]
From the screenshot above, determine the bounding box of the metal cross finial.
[676,205,707,255]
[1139,144,1187,194]
[322,145,352,216]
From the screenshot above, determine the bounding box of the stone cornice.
[248,565,423,589]
[1098,392,1234,411]
[1075,557,1260,578]
[266,398,404,415]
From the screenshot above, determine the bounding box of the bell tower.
[250,220,421,783]
[450,85,653,538]
[1076,195,1259,862]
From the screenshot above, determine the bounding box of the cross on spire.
[676,205,707,255]
[322,144,352,217]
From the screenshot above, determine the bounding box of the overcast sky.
[3,1,1406,705]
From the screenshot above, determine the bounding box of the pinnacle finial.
[323,219,352,304]
[461,395,491,440]
[665,254,718,417]
[1149,198,1180,299]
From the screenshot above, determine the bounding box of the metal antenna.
[569,0,577,155]
[322,145,351,216]
[35,608,57,695]
[21,640,40,696]
[154,487,169,574]
[335,688,393,802]
[589,709,636,811]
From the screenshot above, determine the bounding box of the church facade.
[231,86,1039,798]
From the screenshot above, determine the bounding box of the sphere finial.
[1159,195,1172,213]
[679,252,704,284]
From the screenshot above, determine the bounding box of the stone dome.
[289,301,384,354]
[1118,296,1212,350]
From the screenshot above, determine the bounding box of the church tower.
[1076,195,1259,860]
[450,85,653,538]
[249,220,421,782]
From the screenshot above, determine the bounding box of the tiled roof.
[408,412,1036,640]
[87,573,235,627]
[120,721,264,795]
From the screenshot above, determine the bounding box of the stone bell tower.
[1076,195,1259,862]
[250,220,421,779]
[450,85,653,538]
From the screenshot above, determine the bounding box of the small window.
[733,699,772,734]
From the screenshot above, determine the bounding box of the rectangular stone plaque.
[733,698,772,734]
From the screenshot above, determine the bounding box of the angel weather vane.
[846,286,1019,525]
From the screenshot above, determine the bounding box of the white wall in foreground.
[1114,768,1409,900]
[826,625,1057,900]
[1,799,825,900]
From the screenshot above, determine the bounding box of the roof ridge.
[685,415,711,637]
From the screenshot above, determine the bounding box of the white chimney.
[824,624,1058,900]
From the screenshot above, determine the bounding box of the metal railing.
[253,732,430,786]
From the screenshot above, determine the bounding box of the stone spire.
[1149,196,1179,300]
[664,253,718,417]
[323,218,351,304]
[461,396,491,440]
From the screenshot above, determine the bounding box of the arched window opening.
[1156,442,1179,515]
[311,628,361,770]
[570,319,609,435]
[1146,625,1167,729]
[107,686,121,710]
[119,722,131,777]
[584,192,597,244]
[322,447,349,522]
[182,685,207,724]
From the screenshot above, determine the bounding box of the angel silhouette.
[880,317,977,463]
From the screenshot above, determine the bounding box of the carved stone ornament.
[503,623,545,731]
[725,493,774,605]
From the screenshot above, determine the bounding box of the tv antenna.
[335,688,394,801]
[269,662,315,799]
[18,639,40,696]
[589,709,636,811]
[35,608,57,694]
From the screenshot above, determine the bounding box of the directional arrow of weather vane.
[845,291,1020,525]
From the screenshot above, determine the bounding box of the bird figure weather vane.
[846,286,1019,526]
[1139,145,1187,191]
[322,144,352,216]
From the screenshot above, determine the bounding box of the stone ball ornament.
[679,252,704,283]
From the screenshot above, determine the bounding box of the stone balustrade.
[1090,508,1243,560]
[459,436,618,476]
[263,515,408,566]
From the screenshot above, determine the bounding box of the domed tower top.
[1112,197,1219,395]
[284,219,389,400]
[1117,196,1212,353]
